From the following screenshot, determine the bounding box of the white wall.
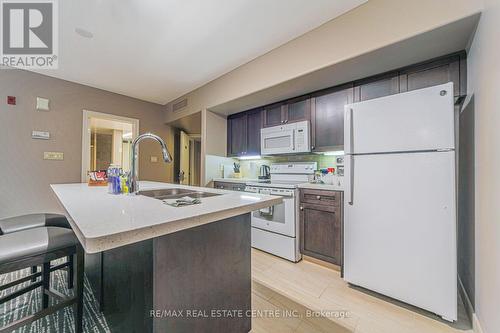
[467,1,500,332]
[200,109,227,185]
[164,0,481,122]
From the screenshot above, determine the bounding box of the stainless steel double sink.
[138,188,221,201]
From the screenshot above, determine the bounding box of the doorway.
[81,110,139,182]
[170,112,202,186]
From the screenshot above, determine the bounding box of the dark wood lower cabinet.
[299,191,343,266]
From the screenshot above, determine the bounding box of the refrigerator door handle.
[348,154,354,205]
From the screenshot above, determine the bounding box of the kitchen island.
[51,181,282,333]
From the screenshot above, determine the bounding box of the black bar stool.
[0,226,84,333]
[0,214,75,288]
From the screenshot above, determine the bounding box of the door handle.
[345,108,354,154]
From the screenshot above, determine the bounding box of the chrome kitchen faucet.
[129,133,172,194]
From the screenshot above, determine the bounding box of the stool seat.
[0,213,70,235]
[0,227,77,265]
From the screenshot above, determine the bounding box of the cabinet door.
[300,203,342,265]
[311,85,353,151]
[263,103,284,127]
[246,109,262,155]
[354,72,399,102]
[284,96,310,123]
[399,55,461,97]
[227,113,247,156]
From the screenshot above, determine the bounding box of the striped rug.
[0,260,110,332]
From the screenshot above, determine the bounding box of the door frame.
[81,110,140,182]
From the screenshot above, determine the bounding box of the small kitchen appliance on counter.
[258,165,270,180]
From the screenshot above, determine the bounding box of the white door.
[179,131,190,185]
[344,83,455,154]
[344,151,457,320]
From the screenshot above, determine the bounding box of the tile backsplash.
[206,154,338,181]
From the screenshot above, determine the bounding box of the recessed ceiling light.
[75,27,93,39]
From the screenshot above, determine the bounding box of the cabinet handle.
[316,195,321,200]
[300,206,304,211]
[311,145,315,150]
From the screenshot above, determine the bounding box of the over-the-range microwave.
[261,121,310,155]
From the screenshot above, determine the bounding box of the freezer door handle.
[344,107,354,154]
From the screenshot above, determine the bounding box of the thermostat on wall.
[36,97,50,111]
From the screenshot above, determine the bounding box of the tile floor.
[251,248,473,333]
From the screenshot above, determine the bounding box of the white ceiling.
[34,0,367,104]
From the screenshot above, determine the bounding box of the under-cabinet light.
[238,155,261,160]
[322,151,345,156]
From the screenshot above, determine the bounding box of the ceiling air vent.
[172,99,188,113]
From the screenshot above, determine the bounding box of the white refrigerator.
[343,82,457,321]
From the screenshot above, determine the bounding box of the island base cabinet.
[88,214,251,333]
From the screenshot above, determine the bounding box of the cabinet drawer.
[214,181,246,191]
[300,189,341,206]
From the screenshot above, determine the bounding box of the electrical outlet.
[43,152,63,160]
[150,156,158,163]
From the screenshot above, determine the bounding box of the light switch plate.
[150,156,158,163]
[36,97,50,111]
[32,130,50,140]
[44,152,63,160]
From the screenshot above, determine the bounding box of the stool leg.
[31,266,38,282]
[42,262,50,309]
[75,247,84,333]
[68,255,74,289]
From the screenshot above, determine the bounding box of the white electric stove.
[245,162,317,262]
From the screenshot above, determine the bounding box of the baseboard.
[457,277,484,333]
[472,313,484,333]
[458,276,474,322]
[303,255,341,272]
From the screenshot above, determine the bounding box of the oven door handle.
[259,205,274,216]
[269,191,293,197]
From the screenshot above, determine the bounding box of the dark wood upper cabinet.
[399,54,465,98]
[227,113,247,157]
[263,97,311,127]
[227,108,262,157]
[263,103,284,127]
[284,96,311,123]
[300,189,343,266]
[246,109,262,156]
[311,84,353,152]
[353,72,399,102]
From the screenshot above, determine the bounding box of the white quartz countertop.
[297,183,344,191]
[51,181,282,253]
[212,178,259,183]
